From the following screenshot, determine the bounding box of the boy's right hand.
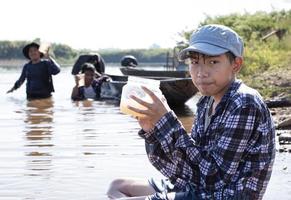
[128,86,171,133]
[137,118,156,133]
[74,75,82,86]
[6,87,15,93]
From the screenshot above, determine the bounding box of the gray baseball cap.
[178,24,244,60]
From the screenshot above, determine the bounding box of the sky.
[1,0,291,50]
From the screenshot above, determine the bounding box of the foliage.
[180,10,291,75]
[52,43,77,60]
[0,40,78,62]
[182,10,291,41]
[93,48,171,63]
[0,41,26,59]
[0,40,171,64]
[179,10,291,98]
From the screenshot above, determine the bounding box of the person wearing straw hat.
[107,24,275,200]
[7,42,60,100]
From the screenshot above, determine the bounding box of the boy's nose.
[196,64,208,78]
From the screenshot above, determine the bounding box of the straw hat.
[22,42,44,59]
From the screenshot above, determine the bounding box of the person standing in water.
[7,42,61,100]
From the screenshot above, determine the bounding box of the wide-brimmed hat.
[22,42,44,59]
[178,24,244,60]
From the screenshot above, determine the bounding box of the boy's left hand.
[43,48,50,59]
[128,86,171,132]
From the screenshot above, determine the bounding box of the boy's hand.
[128,86,171,132]
[74,75,82,86]
[43,50,49,59]
[6,87,15,93]
[137,118,156,133]
[40,44,51,59]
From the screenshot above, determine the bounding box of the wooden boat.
[72,54,197,106]
[120,67,190,78]
[71,53,105,75]
[101,75,198,106]
[279,133,291,145]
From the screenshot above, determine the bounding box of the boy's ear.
[233,57,243,73]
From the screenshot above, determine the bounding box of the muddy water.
[0,66,290,199]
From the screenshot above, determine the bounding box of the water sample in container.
[74,74,85,87]
[39,42,51,55]
[120,76,162,118]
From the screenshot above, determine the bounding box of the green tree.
[179,10,291,76]
[52,44,77,60]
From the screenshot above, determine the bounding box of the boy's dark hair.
[225,51,236,63]
[81,63,101,76]
[186,51,236,63]
[81,63,95,73]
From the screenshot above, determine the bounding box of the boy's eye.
[209,60,219,64]
[185,58,198,65]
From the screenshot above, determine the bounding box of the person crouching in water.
[71,63,110,100]
[7,42,61,100]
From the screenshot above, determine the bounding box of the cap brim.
[178,43,228,60]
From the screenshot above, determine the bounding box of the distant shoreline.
[0,59,26,67]
[0,59,167,68]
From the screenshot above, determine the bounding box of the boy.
[7,42,60,100]
[107,24,275,200]
[71,63,110,100]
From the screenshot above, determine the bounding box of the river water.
[0,65,290,199]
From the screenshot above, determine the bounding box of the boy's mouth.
[196,81,214,86]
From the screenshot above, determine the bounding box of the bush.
[180,10,291,75]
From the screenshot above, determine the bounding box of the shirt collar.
[219,79,242,105]
[196,79,242,108]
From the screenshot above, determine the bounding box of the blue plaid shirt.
[139,79,275,199]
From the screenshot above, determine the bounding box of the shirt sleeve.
[13,64,27,90]
[144,106,259,190]
[99,75,110,82]
[46,58,61,75]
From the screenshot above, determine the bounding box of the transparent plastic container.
[39,42,51,55]
[120,76,162,118]
[74,74,85,87]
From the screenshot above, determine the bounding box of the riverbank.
[242,64,291,101]
[0,59,25,68]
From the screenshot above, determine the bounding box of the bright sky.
[1,0,291,50]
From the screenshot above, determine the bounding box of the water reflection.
[24,98,54,175]
[73,99,94,109]
[73,99,119,156]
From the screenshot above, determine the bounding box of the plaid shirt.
[139,79,275,199]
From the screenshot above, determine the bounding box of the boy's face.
[84,70,95,86]
[28,46,41,61]
[187,53,242,101]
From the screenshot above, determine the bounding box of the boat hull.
[120,67,190,78]
[101,75,197,106]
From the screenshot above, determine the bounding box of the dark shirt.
[139,79,275,200]
[13,58,60,99]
